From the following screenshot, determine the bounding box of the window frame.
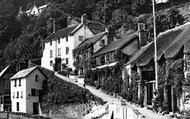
[50,50,53,58]
[58,48,61,56]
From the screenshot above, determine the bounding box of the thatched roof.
[127,22,190,66]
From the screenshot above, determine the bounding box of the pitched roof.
[44,25,78,42]
[93,33,138,57]
[127,22,190,66]
[74,17,105,34]
[10,66,38,79]
[76,31,107,50]
[0,65,10,78]
[165,24,190,58]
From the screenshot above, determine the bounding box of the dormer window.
[79,36,83,41]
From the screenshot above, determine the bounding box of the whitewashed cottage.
[10,66,47,114]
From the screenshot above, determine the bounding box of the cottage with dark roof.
[41,14,101,71]
[10,66,47,115]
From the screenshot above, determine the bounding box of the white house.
[41,14,102,71]
[25,2,48,16]
[10,66,47,115]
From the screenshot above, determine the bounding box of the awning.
[91,62,118,70]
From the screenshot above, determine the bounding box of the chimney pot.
[81,14,87,24]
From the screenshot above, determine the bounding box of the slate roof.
[10,66,38,79]
[44,25,78,42]
[127,22,190,66]
[74,17,105,34]
[93,33,138,57]
[76,31,107,50]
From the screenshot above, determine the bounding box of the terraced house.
[41,14,104,72]
[125,22,190,112]
[81,23,147,92]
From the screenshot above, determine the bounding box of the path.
[55,73,171,119]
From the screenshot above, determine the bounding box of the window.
[21,91,23,98]
[50,40,52,46]
[0,97,3,104]
[31,88,37,96]
[58,39,60,44]
[50,60,53,66]
[58,48,61,56]
[79,36,83,41]
[14,80,17,87]
[66,58,69,64]
[50,50,53,58]
[35,75,38,82]
[5,80,10,89]
[13,92,15,98]
[16,102,19,111]
[66,47,69,54]
[17,91,19,98]
[19,79,21,86]
[66,36,68,42]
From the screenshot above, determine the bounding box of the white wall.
[26,69,46,114]
[11,78,26,113]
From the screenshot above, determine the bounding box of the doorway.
[33,102,39,114]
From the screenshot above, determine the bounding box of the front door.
[33,102,39,114]
[147,83,153,105]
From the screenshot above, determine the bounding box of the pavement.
[55,73,172,119]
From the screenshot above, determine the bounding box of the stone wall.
[0,112,50,119]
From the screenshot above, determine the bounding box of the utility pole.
[152,0,158,92]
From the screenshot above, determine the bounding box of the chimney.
[81,14,87,24]
[138,23,147,47]
[67,14,72,27]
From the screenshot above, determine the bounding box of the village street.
[55,72,172,119]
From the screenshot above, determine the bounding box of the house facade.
[41,14,104,72]
[10,66,47,114]
[73,31,108,76]
[0,65,16,111]
[88,32,142,91]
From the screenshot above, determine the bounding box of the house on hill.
[41,14,105,72]
[10,66,47,114]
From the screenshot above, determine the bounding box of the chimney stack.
[138,23,147,47]
[81,14,87,24]
[67,14,72,27]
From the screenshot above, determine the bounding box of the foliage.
[40,69,104,112]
